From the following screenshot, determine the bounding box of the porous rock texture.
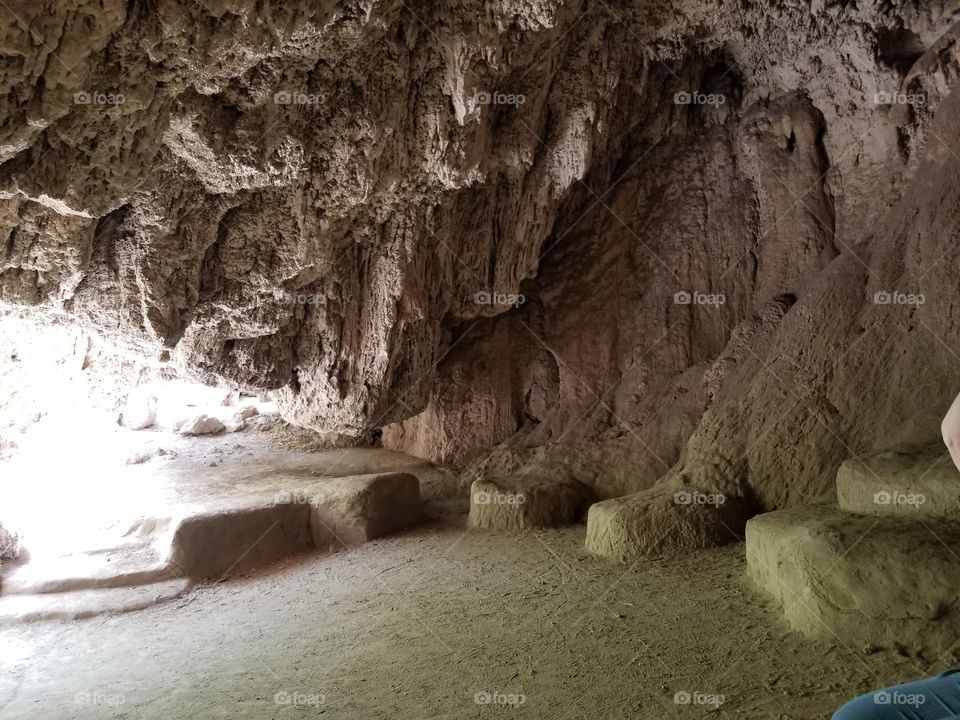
[177,413,225,435]
[0,522,18,562]
[586,475,754,558]
[309,471,422,548]
[467,475,591,530]
[836,442,960,519]
[746,503,960,655]
[167,503,314,578]
[166,471,422,577]
[4,2,960,549]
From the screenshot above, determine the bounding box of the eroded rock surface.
[309,471,422,548]
[3,2,960,536]
[0,522,18,562]
[468,475,591,530]
[167,503,313,578]
[837,443,960,519]
[746,503,960,655]
[166,470,422,577]
[586,477,753,559]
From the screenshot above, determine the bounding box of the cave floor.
[0,514,946,720]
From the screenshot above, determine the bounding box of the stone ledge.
[585,483,751,560]
[468,476,592,530]
[746,503,960,654]
[836,443,960,520]
[167,471,423,577]
[0,578,192,624]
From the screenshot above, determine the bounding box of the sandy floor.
[0,514,948,720]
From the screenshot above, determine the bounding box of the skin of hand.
[942,391,960,473]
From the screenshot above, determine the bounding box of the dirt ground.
[0,510,949,720]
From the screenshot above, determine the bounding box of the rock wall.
[2,1,960,509]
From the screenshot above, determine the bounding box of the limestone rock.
[166,471,422,577]
[307,472,422,549]
[220,405,260,433]
[467,475,591,530]
[585,480,753,560]
[746,504,960,655]
[119,394,157,431]
[236,406,259,421]
[178,415,225,436]
[167,503,313,578]
[2,1,960,525]
[0,523,19,562]
[837,443,960,520]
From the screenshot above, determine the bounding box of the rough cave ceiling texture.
[2,0,960,509]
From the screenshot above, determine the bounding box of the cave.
[2,2,960,719]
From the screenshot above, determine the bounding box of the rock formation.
[747,443,960,655]
[0,521,18,561]
[468,475,591,530]
[3,1,960,551]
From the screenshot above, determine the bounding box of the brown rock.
[2,2,960,531]
[467,475,592,530]
[178,415,225,436]
[166,471,422,577]
[0,522,20,562]
[585,480,753,560]
[746,503,960,655]
[836,443,960,520]
[308,472,422,549]
[166,504,313,579]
